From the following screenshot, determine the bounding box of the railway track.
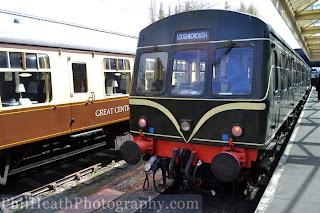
[1,161,156,213]
[0,133,132,212]
[0,150,122,211]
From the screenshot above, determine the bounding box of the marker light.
[181,121,191,132]
[231,125,242,137]
[138,118,147,128]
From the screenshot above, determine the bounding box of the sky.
[0,0,302,49]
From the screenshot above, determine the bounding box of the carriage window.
[136,52,167,93]
[273,52,279,91]
[286,58,291,70]
[124,59,130,70]
[118,59,124,70]
[287,58,292,87]
[298,65,302,83]
[171,50,206,96]
[72,63,87,93]
[104,58,110,70]
[280,54,286,90]
[212,47,253,95]
[26,53,37,69]
[105,72,131,96]
[9,52,23,69]
[0,52,9,68]
[292,62,296,86]
[288,69,292,88]
[110,59,117,70]
[0,72,52,107]
[38,54,50,69]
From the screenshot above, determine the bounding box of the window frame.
[9,52,24,69]
[109,58,118,71]
[0,50,53,109]
[273,51,279,93]
[0,69,53,108]
[25,53,38,70]
[71,62,88,94]
[212,46,254,96]
[280,53,287,91]
[124,59,131,70]
[38,54,51,70]
[103,57,132,97]
[104,70,131,97]
[170,49,207,97]
[0,51,9,69]
[135,51,168,95]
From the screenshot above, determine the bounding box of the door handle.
[87,92,95,103]
[92,92,95,102]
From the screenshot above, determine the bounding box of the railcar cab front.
[121,10,276,184]
[129,10,270,143]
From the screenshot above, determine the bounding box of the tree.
[224,1,231,10]
[235,1,259,16]
[149,0,157,24]
[158,1,165,20]
[149,0,214,23]
[238,1,247,13]
[168,3,172,16]
[174,3,182,14]
[148,0,259,24]
[246,3,259,16]
[181,0,213,12]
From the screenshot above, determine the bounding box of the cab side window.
[136,52,168,94]
[212,47,253,95]
[287,58,292,88]
[280,54,287,90]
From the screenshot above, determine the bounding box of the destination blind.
[175,30,209,43]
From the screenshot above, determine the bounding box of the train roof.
[138,10,269,47]
[0,10,137,55]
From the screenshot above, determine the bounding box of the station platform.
[256,88,320,212]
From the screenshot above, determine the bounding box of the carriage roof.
[0,11,137,55]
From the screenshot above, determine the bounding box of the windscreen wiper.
[213,41,235,67]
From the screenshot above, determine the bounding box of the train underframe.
[122,134,259,192]
[0,120,129,186]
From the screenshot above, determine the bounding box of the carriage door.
[68,55,93,132]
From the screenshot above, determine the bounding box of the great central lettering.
[95,105,130,117]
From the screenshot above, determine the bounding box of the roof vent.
[14,18,20,24]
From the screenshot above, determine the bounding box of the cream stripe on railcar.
[187,102,266,143]
[129,98,266,143]
[129,98,187,142]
